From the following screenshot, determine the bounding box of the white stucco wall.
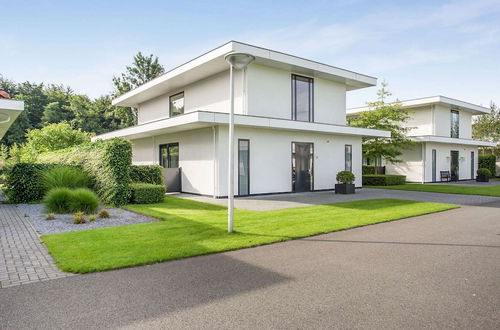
[432,105,473,139]
[385,145,423,182]
[405,106,433,136]
[130,127,215,195]
[137,70,244,124]
[216,126,362,196]
[246,64,347,125]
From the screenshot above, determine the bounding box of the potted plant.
[335,171,355,194]
[476,168,491,182]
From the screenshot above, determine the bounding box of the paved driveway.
[1,203,498,329]
[181,188,500,211]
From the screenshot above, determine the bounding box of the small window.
[291,74,314,122]
[450,110,459,138]
[345,145,352,172]
[159,143,179,168]
[238,139,250,196]
[169,92,184,117]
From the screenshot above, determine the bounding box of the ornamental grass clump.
[42,166,90,190]
[44,188,73,214]
[73,212,86,224]
[68,189,99,214]
[98,209,110,218]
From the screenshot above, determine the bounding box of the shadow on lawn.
[320,198,423,211]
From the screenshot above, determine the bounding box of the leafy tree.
[41,85,74,125]
[112,52,165,95]
[473,102,500,155]
[23,122,92,154]
[348,82,414,163]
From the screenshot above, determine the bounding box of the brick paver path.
[0,205,73,288]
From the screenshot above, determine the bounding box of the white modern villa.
[93,41,389,197]
[348,96,497,183]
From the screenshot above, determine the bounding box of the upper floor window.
[291,74,314,122]
[345,145,352,172]
[169,92,184,117]
[450,110,459,138]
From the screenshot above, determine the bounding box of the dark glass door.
[471,151,475,179]
[450,150,459,181]
[292,142,313,192]
[432,149,437,182]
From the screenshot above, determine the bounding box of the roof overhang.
[92,111,390,141]
[348,96,490,115]
[411,135,497,147]
[113,41,377,107]
[0,99,24,139]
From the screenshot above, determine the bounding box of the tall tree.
[473,102,500,155]
[348,82,414,164]
[112,52,165,95]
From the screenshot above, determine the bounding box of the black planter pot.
[476,175,489,182]
[335,183,355,194]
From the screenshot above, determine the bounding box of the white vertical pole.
[228,65,235,233]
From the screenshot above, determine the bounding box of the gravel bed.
[17,203,158,234]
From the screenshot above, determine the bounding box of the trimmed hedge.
[363,174,406,186]
[5,163,55,203]
[38,138,132,206]
[362,165,376,175]
[130,165,164,185]
[479,155,496,177]
[129,183,166,204]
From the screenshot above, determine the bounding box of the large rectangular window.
[451,110,459,138]
[169,92,184,117]
[345,145,352,172]
[291,74,314,122]
[238,139,250,196]
[159,143,179,168]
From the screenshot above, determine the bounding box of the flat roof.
[0,99,24,139]
[92,111,390,141]
[410,135,497,147]
[113,41,377,107]
[348,96,490,115]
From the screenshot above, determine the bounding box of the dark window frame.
[159,142,179,168]
[345,144,352,172]
[238,139,250,196]
[450,109,459,138]
[291,74,314,122]
[169,92,185,117]
[291,141,314,192]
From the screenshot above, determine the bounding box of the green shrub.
[129,183,166,204]
[336,171,355,184]
[38,138,132,206]
[44,188,73,213]
[42,166,90,190]
[362,174,406,186]
[477,168,492,177]
[478,155,496,177]
[73,212,86,224]
[68,188,100,214]
[5,163,55,202]
[362,165,376,175]
[98,209,110,218]
[130,165,164,184]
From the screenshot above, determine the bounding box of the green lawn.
[366,183,500,197]
[42,197,457,273]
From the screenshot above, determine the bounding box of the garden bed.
[18,203,157,234]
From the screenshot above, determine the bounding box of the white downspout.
[422,142,426,183]
[212,126,217,198]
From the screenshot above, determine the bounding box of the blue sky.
[1,0,499,108]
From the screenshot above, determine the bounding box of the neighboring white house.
[93,41,389,197]
[348,96,497,183]
[0,97,24,140]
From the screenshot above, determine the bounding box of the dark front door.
[292,142,313,192]
[471,151,475,180]
[450,150,459,181]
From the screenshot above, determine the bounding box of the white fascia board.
[92,111,390,141]
[113,41,377,107]
[0,99,24,111]
[411,135,497,147]
[0,99,24,139]
[348,95,490,115]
